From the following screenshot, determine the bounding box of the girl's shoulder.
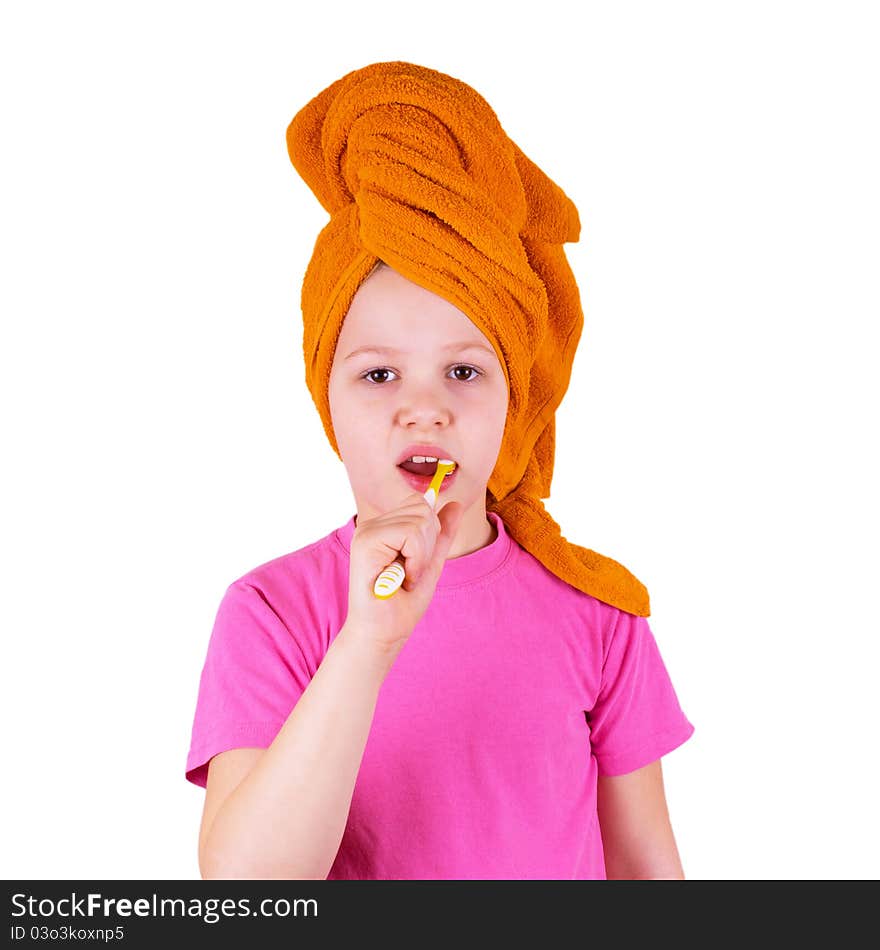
[222,521,350,608]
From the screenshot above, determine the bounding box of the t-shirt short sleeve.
[587,609,695,777]
[185,579,314,788]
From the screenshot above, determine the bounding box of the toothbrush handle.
[372,557,406,598]
[372,486,439,599]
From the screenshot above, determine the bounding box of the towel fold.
[287,60,650,616]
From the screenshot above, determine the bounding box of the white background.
[2,0,878,880]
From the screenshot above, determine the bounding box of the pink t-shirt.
[185,510,694,879]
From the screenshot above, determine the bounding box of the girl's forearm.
[200,625,397,879]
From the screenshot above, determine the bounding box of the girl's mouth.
[396,461,459,492]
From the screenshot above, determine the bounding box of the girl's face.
[328,264,509,556]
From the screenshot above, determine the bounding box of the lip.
[395,443,458,466]
[397,464,459,494]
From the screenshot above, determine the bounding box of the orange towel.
[287,61,650,617]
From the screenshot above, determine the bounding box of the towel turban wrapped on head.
[286,60,650,617]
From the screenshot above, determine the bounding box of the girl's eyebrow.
[344,342,494,361]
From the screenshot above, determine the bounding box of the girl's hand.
[344,493,464,660]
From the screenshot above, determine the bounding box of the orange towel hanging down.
[286,60,650,617]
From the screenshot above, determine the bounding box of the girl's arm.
[596,759,686,879]
[198,624,398,879]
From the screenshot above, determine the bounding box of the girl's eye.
[361,364,483,385]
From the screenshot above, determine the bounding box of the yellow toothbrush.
[373,459,457,598]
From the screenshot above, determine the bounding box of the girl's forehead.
[352,264,444,307]
[344,274,491,344]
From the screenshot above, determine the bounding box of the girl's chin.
[354,466,465,518]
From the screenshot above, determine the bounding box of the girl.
[185,61,695,880]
